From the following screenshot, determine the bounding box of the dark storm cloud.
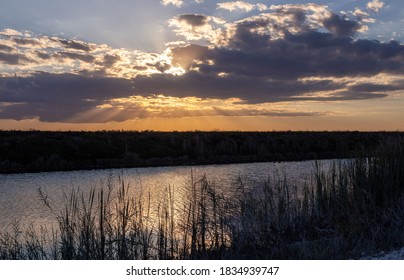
[35,50,51,60]
[322,14,361,37]
[101,54,121,68]
[56,51,95,63]
[5,72,134,102]
[0,72,133,122]
[0,71,337,122]
[51,38,93,52]
[0,44,15,52]
[147,61,172,73]
[169,10,404,81]
[0,52,30,65]
[227,19,272,50]
[349,83,404,93]
[182,34,404,81]
[130,71,341,103]
[177,14,209,27]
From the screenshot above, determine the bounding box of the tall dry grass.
[0,137,403,259]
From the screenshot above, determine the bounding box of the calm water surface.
[0,160,336,231]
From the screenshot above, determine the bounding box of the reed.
[0,136,403,259]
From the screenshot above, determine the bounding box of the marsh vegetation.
[0,136,403,259]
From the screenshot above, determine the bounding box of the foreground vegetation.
[1,130,400,173]
[0,136,403,259]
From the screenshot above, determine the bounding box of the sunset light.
[2,1,404,269]
[0,0,402,131]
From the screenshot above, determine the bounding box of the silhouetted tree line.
[0,130,402,173]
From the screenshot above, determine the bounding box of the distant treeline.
[0,130,402,174]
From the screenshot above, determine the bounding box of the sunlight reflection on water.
[0,160,337,230]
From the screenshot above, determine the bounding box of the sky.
[0,0,403,131]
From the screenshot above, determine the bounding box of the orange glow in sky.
[0,1,403,131]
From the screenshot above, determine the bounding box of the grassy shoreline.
[0,137,403,259]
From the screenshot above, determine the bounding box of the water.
[0,160,336,231]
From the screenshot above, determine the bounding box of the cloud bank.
[0,2,403,123]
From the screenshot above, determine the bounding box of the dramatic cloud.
[170,44,210,69]
[56,52,95,63]
[0,72,333,123]
[0,52,30,65]
[0,29,176,77]
[0,72,134,122]
[51,38,94,52]
[217,1,267,12]
[323,14,362,37]
[221,4,335,43]
[0,44,15,52]
[169,14,226,43]
[166,6,401,88]
[176,14,209,26]
[0,2,403,124]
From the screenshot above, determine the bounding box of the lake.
[0,160,337,231]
